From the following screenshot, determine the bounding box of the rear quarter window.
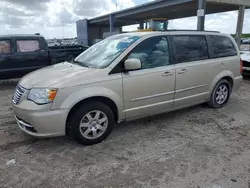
[210,35,237,58]
[16,40,40,52]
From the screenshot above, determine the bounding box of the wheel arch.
[209,71,234,96]
[65,96,120,136]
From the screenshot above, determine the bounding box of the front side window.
[173,35,209,63]
[75,34,140,68]
[210,35,237,58]
[16,40,40,52]
[0,40,11,54]
[127,36,170,69]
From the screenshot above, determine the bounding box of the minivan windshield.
[74,34,141,68]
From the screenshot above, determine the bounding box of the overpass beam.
[109,14,114,32]
[236,6,245,47]
[197,0,206,31]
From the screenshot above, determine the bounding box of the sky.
[0,0,249,39]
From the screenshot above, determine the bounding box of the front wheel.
[208,79,232,108]
[68,101,115,145]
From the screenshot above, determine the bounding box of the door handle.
[178,69,187,74]
[162,71,173,76]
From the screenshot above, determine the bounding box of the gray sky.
[0,0,249,39]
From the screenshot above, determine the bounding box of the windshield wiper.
[72,60,89,67]
[72,59,80,64]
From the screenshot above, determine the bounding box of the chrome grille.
[12,85,26,105]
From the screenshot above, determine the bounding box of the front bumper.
[13,101,68,137]
[243,67,250,76]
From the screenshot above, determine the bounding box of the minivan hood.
[19,62,108,89]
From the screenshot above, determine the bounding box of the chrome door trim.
[124,100,174,113]
[15,116,33,128]
[130,84,207,103]
[174,92,209,102]
[175,84,208,93]
[131,91,175,102]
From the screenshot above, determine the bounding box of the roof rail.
[166,29,220,33]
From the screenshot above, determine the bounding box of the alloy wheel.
[79,110,108,140]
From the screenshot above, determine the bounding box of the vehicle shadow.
[17,103,208,152]
[115,103,207,132]
[243,75,250,81]
[0,79,19,90]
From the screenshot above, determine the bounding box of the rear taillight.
[240,58,243,74]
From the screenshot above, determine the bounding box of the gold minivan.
[12,31,242,145]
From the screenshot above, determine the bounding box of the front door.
[122,35,175,119]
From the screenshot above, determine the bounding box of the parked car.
[0,34,88,79]
[242,38,250,44]
[240,51,250,76]
[12,31,242,145]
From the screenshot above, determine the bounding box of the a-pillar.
[235,6,245,47]
[139,22,144,29]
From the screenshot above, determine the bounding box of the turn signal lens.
[48,90,57,101]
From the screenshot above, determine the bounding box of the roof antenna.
[116,0,118,11]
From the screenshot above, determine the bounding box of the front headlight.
[27,88,57,104]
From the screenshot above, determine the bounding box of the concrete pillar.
[235,6,245,47]
[197,0,206,31]
[139,22,144,29]
[109,14,114,32]
[76,19,88,46]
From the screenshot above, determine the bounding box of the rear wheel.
[208,79,232,108]
[68,101,115,145]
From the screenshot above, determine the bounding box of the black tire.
[68,101,115,145]
[208,79,232,108]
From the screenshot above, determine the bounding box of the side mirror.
[124,58,142,71]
